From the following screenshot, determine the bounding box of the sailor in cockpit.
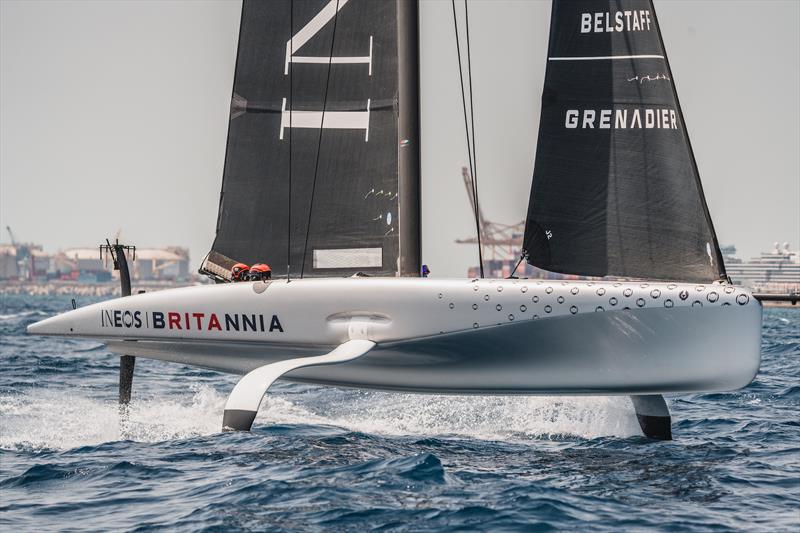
[231,263,249,282]
[248,264,272,281]
[231,263,272,282]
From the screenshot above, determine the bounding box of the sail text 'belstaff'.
[202,0,420,281]
[523,0,726,283]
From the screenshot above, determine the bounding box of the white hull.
[28,277,762,395]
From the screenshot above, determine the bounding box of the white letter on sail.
[631,109,643,128]
[284,0,372,75]
[580,13,592,33]
[582,110,596,128]
[281,0,372,141]
[566,110,579,128]
[615,109,627,128]
[280,98,371,141]
[599,109,612,129]
[645,109,655,128]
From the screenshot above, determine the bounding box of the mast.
[397,0,421,276]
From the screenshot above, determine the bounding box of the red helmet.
[231,263,250,281]
[248,263,272,281]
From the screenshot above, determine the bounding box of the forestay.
[202,0,420,280]
[523,0,726,283]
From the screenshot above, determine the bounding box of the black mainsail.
[202,0,420,280]
[523,0,726,283]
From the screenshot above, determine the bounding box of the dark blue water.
[1,295,798,531]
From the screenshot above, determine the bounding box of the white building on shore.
[726,242,799,292]
[54,246,190,282]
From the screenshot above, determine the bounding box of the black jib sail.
[523,0,726,283]
[202,0,420,280]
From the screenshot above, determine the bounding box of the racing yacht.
[29,0,762,439]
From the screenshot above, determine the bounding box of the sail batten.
[524,0,726,283]
[202,0,420,281]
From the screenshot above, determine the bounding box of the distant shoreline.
[0,280,203,297]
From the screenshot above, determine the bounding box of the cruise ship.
[724,243,800,293]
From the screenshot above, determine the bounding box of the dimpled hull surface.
[28,278,762,394]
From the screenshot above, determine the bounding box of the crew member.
[231,263,250,282]
[249,263,272,281]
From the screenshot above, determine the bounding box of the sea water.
[1,294,797,531]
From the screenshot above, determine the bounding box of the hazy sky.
[1,0,798,277]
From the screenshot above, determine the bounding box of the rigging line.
[287,0,293,282]
[451,0,484,279]
[301,0,339,279]
[464,0,483,279]
[508,253,525,279]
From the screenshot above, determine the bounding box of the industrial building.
[0,245,18,279]
[0,240,191,283]
[55,246,190,282]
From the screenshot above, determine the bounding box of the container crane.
[454,167,525,262]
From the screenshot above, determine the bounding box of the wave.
[0,310,49,321]
[260,391,642,442]
[0,384,641,451]
[0,386,224,451]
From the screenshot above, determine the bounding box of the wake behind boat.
[28,0,763,440]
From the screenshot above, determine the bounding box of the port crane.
[6,226,17,246]
[5,225,36,279]
[454,167,526,263]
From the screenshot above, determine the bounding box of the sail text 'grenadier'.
[565,108,678,130]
